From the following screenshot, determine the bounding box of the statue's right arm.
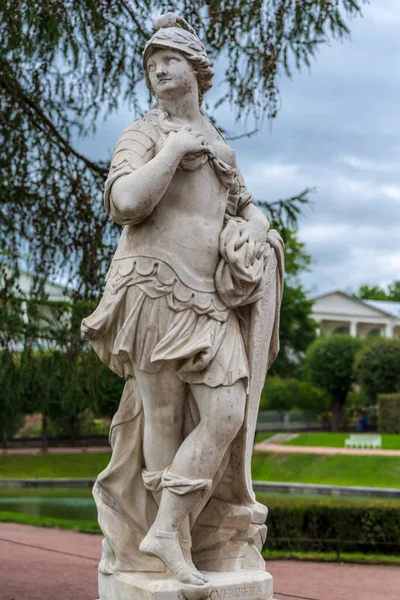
[109,137,183,225]
[106,123,206,226]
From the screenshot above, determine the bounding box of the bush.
[305,335,363,431]
[378,394,400,434]
[260,376,329,413]
[260,496,400,554]
[355,339,400,403]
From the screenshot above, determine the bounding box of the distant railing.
[257,410,322,431]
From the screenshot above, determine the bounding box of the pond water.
[0,488,97,521]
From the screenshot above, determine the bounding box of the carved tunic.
[82,108,254,387]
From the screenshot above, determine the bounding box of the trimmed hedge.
[260,497,400,554]
[378,393,400,434]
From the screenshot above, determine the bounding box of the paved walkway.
[254,442,400,456]
[1,523,399,600]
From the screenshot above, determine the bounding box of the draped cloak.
[81,109,284,574]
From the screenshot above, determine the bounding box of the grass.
[252,451,400,488]
[0,452,111,479]
[254,432,277,444]
[1,450,400,489]
[283,432,400,450]
[256,492,400,506]
[0,487,93,498]
[263,549,400,566]
[0,510,100,533]
[1,510,399,566]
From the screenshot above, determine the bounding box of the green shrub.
[260,497,400,554]
[378,394,400,434]
[305,335,362,431]
[355,339,400,403]
[260,376,329,413]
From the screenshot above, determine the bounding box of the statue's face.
[146,48,197,99]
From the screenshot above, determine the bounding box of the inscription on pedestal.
[211,584,263,600]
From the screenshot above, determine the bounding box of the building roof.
[312,290,400,321]
[364,299,400,318]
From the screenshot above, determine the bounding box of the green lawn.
[263,550,400,566]
[0,452,111,479]
[0,511,100,533]
[252,451,400,488]
[283,432,400,449]
[256,492,400,506]
[1,449,400,489]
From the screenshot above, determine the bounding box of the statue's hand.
[235,219,269,264]
[166,126,210,158]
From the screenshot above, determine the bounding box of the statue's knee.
[147,405,183,431]
[224,409,244,439]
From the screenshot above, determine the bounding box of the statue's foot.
[180,538,205,583]
[139,528,208,587]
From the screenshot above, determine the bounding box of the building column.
[385,323,394,338]
[350,320,358,337]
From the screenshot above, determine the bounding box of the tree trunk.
[69,414,76,447]
[331,400,342,432]
[41,413,48,453]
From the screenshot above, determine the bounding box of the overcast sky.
[80,1,400,298]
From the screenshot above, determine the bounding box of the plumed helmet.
[143,13,214,104]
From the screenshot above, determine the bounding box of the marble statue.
[82,12,284,600]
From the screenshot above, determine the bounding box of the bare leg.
[134,364,186,471]
[135,366,205,582]
[140,380,246,583]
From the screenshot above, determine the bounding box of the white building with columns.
[311,291,400,339]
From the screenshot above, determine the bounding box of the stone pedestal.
[98,569,273,600]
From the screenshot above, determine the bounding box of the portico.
[312,291,400,339]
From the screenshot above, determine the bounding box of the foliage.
[0,1,366,298]
[260,376,330,413]
[377,394,400,435]
[355,280,400,302]
[262,498,400,555]
[267,230,317,377]
[0,295,123,445]
[355,339,400,403]
[305,335,362,430]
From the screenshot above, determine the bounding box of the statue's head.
[143,13,214,105]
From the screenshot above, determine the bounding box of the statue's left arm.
[234,170,270,259]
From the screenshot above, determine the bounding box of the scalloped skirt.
[81,257,248,387]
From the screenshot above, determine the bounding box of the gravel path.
[254,442,400,456]
[1,523,399,600]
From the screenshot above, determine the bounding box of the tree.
[355,339,400,404]
[305,334,362,431]
[354,281,400,302]
[260,376,330,413]
[266,229,316,376]
[0,1,366,299]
